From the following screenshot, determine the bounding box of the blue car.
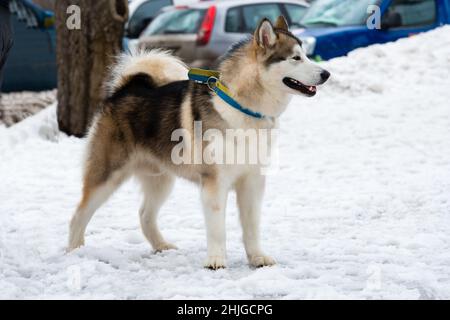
[295,0,450,61]
[3,0,56,92]
[3,0,172,92]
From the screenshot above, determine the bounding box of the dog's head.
[253,16,330,97]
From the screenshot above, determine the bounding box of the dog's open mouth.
[283,77,317,97]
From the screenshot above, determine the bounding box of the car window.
[301,0,380,27]
[284,4,307,27]
[242,4,283,33]
[387,0,436,27]
[225,7,241,33]
[128,0,172,38]
[143,9,205,35]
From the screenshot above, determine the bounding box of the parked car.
[4,0,175,92]
[138,0,310,67]
[125,0,173,39]
[3,0,56,92]
[296,0,450,61]
[123,0,174,51]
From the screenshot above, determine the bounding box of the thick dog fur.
[68,17,330,269]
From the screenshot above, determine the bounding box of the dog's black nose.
[321,70,330,81]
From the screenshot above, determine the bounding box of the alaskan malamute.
[68,16,330,269]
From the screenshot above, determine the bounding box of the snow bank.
[1,27,450,299]
[323,26,450,95]
[0,104,59,146]
[0,90,56,127]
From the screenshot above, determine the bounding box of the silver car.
[138,0,310,67]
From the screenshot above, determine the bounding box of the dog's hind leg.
[68,117,130,251]
[137,171,176,252]
[68,167,128,251]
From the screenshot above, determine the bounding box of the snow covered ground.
[1,26,450,299]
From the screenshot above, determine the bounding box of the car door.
[3,5,57,91]
[375,0,440,44]
[139,7,208,63]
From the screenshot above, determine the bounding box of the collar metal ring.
[206,76,219,92]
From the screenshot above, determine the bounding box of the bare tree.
[55,0,128,137]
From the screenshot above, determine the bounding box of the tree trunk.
[55,0,128,137]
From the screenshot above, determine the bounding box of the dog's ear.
[254,18,277,49]
[275,16,289,31]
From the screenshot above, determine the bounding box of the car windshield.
[143,8,205,35]
[301,0,380,27]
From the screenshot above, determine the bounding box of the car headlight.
[301,37,316,56]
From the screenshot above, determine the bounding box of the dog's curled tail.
[105,48,188,96]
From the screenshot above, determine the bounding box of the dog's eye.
[292,56,301,61]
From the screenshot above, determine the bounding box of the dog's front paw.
[249,255,276,268]
[154,242,178,253]
[67,238,85,253]
[204,256,226,270]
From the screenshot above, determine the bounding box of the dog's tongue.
[309,86,317,92]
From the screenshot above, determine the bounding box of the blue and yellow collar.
[188,68,271,120]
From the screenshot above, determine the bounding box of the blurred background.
[0,0,448,127]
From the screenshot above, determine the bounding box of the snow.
[0,90,56,127]
[1,26,450,299]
